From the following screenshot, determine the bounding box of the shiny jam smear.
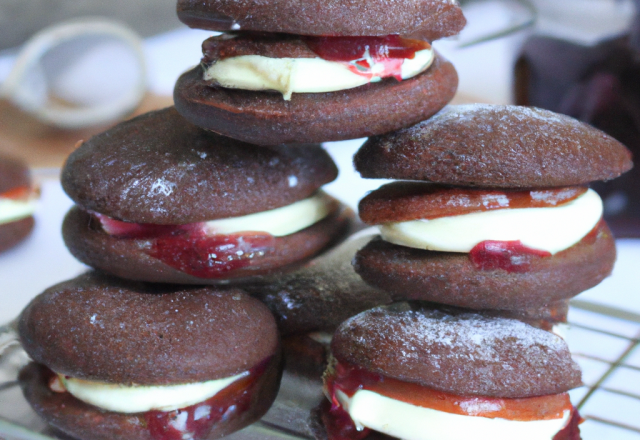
[144,358,270,440]
[304,35,432,80]
[95,214,275,278]
[469,219,603,273]
[324,362,579,440]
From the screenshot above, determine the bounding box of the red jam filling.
[469,240,553,273]
[304,35,432,80]
[144,358,271,440]
[94,213,275,278]
[468,219,603,273]
[553,408,584,440]
[326,362,573,422]
[1,186,33,201]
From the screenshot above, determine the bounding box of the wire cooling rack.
[1,299,640,440]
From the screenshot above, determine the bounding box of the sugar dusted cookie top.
[332,303,582,398]
[355,104,633,188]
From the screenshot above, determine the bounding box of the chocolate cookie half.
[174,52,458,145]
[61,108,352,283]
[0,154,37,252]
[355,104,632,187]
[240,234,393,336]
[178,0,466,41]
[19,272,282,440]
[353,106,630,311]
[322,303,582,440]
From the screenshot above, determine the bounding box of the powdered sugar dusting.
[341,306,566,362]
[333,304,581,397]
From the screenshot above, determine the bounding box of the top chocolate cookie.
[177,0,465,41]
[355,105,633,188]
[332,303,582,398]
[62,107,337,224]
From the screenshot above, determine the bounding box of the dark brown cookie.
[62,205,353,284]
[353,221,615,311]
[331,303,582,398]
[19,358,282,440]
[355,104,633,187]
[18,271,279,384]
[359,181,588,224]
[0,154,31,194]
[173,54,458,145]
[62,107,337,224]
[0,216,34,252]
[240,235,392,335]
[177,0,465,41]
[202,33,317,63]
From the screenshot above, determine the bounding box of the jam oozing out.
[304,35,431,80]
[321,400,371,440]
[143,357,271,440]
[468,219,604,273]
[326,362,572,422]
[469,240,553,273]
[553,408,583,440]
[95,214,276,278]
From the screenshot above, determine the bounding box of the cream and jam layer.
[99,192,336,238]
[52,371,248,413]
[335,389,572,440]
[202,34,434,100]
[380,189,603,255]
[0,187,38,225]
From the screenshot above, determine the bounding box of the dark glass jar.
[515,8,640,237]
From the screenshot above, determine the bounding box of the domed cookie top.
[18,272,279,385]
[355,104,633,188]
[62,107,337,224]
[177,0,466,41]
[331,303,582,398]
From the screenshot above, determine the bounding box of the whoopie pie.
[18,272,282,440]
[173,0,464,144]
[0,154,37,252]
[320,303,583,440]
[353,105,633,311]
[61,107,352,284]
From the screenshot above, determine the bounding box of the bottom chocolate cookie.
[20,357,282,440]
[63,204,353,284]
[354,221,615,311]
[0,216,34,253]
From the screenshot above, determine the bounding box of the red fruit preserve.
[326,362,572,422]
[304,35,431,62]
[144,357,271,440]
[469,241,552,273]
[304,35,431,80]
[1,186,32,201]
[95,214,276,278]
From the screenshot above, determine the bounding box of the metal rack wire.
[1,299,640,440]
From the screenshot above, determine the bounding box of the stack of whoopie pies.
[17,0,468,438]
[312,104,631,440]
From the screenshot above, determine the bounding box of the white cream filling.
[337,389,571,440]
[203,49,434,100]
[380,189,603,255]
[0,197,37,225]
[59,371,248,413]
[204,191,335,237]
